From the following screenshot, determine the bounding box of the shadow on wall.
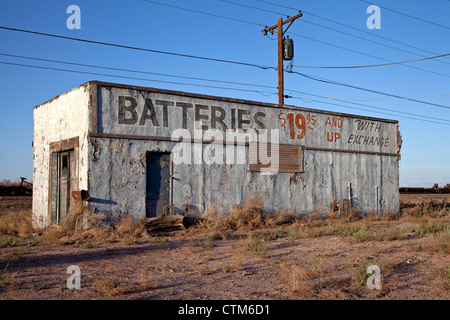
[88,198,118,205]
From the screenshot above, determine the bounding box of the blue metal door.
[146,152,171,217]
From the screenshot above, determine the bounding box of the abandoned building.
[32,81,402,229]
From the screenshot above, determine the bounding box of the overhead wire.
[140,0,264,26]
[0,53,277,90]
[287,30,450,78]
[257,0,450,62]
[143,0,450,72]
[0,26,275,71]
[220,0,450,77]
[295,19,450,67]
[17,0,440,75]
[2,53,449,125]
[1,24,449,110]
[301,9,450,62]
[288,96,450,126]
[289,90,450,102]
[286,69,450,110]
[0,61,449,125]
[1,2,449,119]
[284,88,450,123]
[360,0,450,31]
[224,0,449,67]
[255,0,298,11]
[3,23,447,101]
[3,51,449,106]
[220,0,286,16]
[293,52,450,69]
[0,61,275,96]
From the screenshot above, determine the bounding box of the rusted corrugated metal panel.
[248,144,303,173]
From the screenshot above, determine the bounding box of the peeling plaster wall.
[32,84,91,228]
[86,137,156,222]
[86,137,399,222]
[33,81,401,228]
[86,83,400,220]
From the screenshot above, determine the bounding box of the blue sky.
[0,0,449,187]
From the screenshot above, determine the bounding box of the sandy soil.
[0,195,448,300]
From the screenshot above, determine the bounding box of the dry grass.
[0,179,21,187]
[0,197,448,257]
[0,195,448,300]
[281,253,399,299]
[245,234,270,258]
[283,257,350,299]
[198,198,298,234]
[429,264,450,292]
[0,205,154,249]
[92,277,128,298]
[0,209,34,237]
[138,269,158,290]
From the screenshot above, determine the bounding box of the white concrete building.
[32,81,402,229]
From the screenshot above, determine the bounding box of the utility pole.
[263,12,303,106]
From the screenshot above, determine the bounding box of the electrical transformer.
[283,36,294,60]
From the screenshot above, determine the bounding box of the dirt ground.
[0,194,448,301]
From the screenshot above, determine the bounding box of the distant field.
[1,193,448,212]
[400,193,450,206]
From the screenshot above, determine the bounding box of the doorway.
[146,152,171,218]
[50,150,76,224]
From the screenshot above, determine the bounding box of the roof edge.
[35,80,399,124]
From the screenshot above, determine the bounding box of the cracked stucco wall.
[33,81,400,228]
[86,137,399,222]
[32,84,91,229]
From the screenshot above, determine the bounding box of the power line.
[287,31,450,79]
[236,2,450,75]
[297,18,450,66]
[294,52,450,69]
[6,23,448,100]
[289,96,450,126]
[145,0,450,74]
[1,57,448,125]
[140,0,264,26]
[220,0,287,16]
[220,0,450,73]
[360,0,450,31]
[287,70,450,110]
[0,53,277,90]
[288,31,389,60]
[2,25,449,111]
[0,26,275,71]
[286,86,450,112]
[255,0,298,11]
[221,1,450,76]
[228,0,439,63]
[301,10,450,62]
[257,0,450,62]
[302,99,450,126]
[4,19,444,79]
[285,89,450,123]
[0,61,275,96]
[143,0,450,76]
[5,51,450,104]
[3,51,448,107]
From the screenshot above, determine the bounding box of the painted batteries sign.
[97,86,399,155]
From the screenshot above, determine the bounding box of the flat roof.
[36,80,399,124]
